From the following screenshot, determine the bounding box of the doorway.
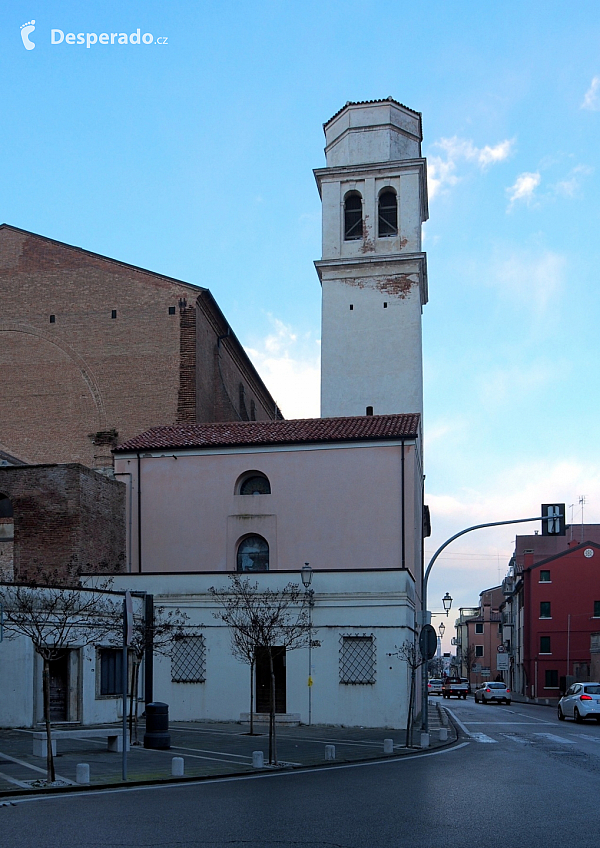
[255,647,286,713]
[48,652,69,722]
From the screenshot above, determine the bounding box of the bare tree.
[0,579,120,783]
[210,575,318,764]
[119,605,189,744]
[391,638,425,748]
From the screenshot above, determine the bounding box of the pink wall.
[115,440,422,578]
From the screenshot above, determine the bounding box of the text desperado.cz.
[51,29,167,48]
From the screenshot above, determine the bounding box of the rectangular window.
[168,306,176,315]
[111,309,117,319]
[545,669,559,688]
[475,623,484,634]
[171,636,206,683]
[539,570,551,582]
[540,601,551,618]
[540,636,551,654]
[475,645,484,657]
[594,601,600,618]
[340,635,376,684]
[99,648,124,696]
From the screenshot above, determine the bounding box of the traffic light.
[541,504,565,536]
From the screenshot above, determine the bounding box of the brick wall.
[0,226,280,471]
[0,464,125,585]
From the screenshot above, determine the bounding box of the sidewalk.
[0,703,457,797]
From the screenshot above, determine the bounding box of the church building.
[0,99,431,731]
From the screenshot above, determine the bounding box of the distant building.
[501,539,600,700]
[455,585,504,687]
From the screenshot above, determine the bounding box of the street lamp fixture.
[301,563,313,589]
[442,592,453,616]
[438,621,445,639]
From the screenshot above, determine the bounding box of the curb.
[0,737,460,801]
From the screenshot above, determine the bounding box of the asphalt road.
[2,699,600,848]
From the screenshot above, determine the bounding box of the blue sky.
[2,1,600,634]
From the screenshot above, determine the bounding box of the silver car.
[558,682,600,722]
[428,678,443,696]
[474,681,511,704]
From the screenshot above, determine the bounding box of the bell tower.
[315,99,429,420]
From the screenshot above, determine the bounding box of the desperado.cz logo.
[20,20,168,50]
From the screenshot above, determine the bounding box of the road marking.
[469,733,498,743]
[575,734,600,743]
[466,721,545,725]
[0,749,75,784]
[1,742,471,805]
[504,710,554,725]
[0,771,31,788]
[500,734,529,744]
[533,733,576,744]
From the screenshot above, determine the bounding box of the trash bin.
[144,702,171,749]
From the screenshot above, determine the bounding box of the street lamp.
[301,563,315,725]
[442,593,453,616]
[438,621,445,639]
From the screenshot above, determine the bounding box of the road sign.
[497,644,506,653]
[496,651,509,671]
[542,504,565,536]
[419,624,438,660]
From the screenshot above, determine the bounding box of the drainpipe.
[401,440,405,571]
[137,452,142,573]
[144,594,154,706]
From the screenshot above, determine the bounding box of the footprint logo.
[20,20,36,51]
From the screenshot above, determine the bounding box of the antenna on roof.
[579,495,586,543]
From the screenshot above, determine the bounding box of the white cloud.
[244,317,320,419]
[553,164,594,198]
[427,136,514,199]
[581,76,600,111]
[484,247,565,329]
[506,171,541,208]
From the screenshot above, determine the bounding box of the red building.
[521,541,600,698]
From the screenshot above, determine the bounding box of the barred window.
[339,635,376,684]
[378,189,398,237]
[171,636,206,683]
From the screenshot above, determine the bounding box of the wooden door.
[48,652,69,721]
[255,647,286,713]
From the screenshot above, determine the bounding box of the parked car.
[474,681,511,704]
[428,679,443,696]
[558,682,600,722]
[442,676,469,699]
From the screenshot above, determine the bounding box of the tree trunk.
[42,657,56,782]
[268,648,277,764]
[406,664,416,747]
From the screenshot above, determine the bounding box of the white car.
[428,679,443,696]
[558,682,600,722]
[474,681,511,704]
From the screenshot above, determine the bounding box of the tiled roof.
[324,98,421,128]
[114,414,420,453]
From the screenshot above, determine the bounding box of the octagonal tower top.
[323,98,423,168]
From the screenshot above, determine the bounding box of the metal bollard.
[383,738,394,754]
[172,756,184,777]
[439,727,448,742]
[420,731,430,748]
[252,751,264,769]
[76,763,90,784]
[325,744,336,761]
